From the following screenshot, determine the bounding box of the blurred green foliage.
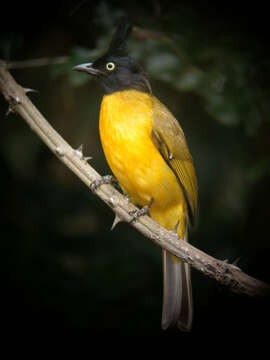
[0,0,269,337]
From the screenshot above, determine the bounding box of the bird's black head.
[73,20,151,94]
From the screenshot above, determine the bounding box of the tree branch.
[0,59,269,298]
[7,56,69,69]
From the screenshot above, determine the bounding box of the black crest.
[107,18,132,56]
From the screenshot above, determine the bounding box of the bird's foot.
[129,198,154,223]
[90,175,117,192]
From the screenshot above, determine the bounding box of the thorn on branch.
[221,259,242,273]
[84,156,92,162]
[73,144,92,162]
[23,87,38,94]
[73,144,84,159]
[111,214,123,230]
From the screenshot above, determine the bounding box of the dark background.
[0,1,269,337]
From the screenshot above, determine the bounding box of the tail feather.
[161,249,193,331]
[177,261,193,331]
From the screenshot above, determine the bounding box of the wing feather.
[151,97,198,224]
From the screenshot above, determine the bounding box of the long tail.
[161,242,193,331]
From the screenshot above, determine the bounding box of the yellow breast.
[99,90,186,233]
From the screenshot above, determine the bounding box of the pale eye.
[106,62,115,71]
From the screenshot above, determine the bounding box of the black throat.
[99,72,152,94]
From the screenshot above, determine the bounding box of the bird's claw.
[129,198,153,223]
[90,175,117,192]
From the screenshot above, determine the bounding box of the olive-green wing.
[151,96,198,225]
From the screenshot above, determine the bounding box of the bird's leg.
[129,197,154,223]
[90,175,118,192]
[172,220,180,234]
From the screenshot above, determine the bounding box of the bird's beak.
[72,62,103,76]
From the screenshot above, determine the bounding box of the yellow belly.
[99,90,187,235]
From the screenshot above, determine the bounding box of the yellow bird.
[74,20,198,331]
